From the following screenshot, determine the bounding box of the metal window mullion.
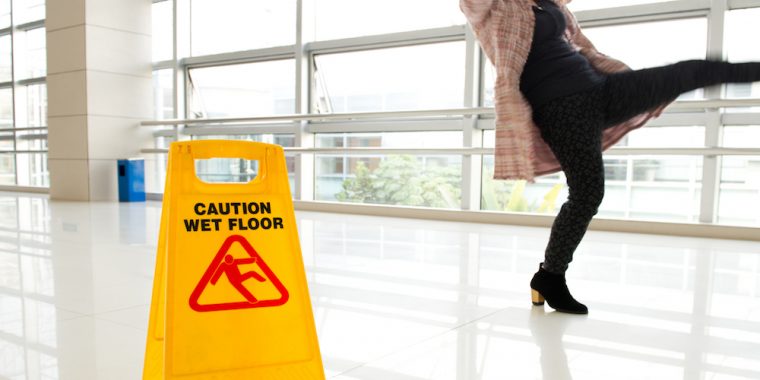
[728,0,760,10]
[9,1,17,185]
[575,0,711,24]
[308,119,465,133]
[182,46,296,68]
[461,24,482,211]
[152,60,174,70]
[139,99,760,127]
[14,19,44,32]
[581,10,709,29]
[175,0,190,142]
[699,0,728,225]
[140,147,760,156]
[16,77,44,86]
[294,0,315,201]
[722,112,760,125]
[306,25,466,56]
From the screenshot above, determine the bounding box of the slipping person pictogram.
[210,255,266,303]
[189,235,289,312]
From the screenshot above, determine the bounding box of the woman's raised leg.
[603,59,760,128]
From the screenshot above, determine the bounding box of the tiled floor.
[1,192,759,379]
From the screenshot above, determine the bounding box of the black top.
[519,0,605,110]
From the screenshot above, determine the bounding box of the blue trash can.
[118,158,146,202]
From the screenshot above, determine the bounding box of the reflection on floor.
[0,192,759,379]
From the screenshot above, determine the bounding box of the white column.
[47,0,152,200]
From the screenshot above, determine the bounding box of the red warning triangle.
[189,235,289,312]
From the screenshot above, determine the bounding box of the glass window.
[617,126,705,148]
[725,8,760,63]
[481,131,702,222]
[0,87,11,129]
[152,0,172,62]
[481,156,564,214]
[0,0,10,28]
[568,0,675,11]
[1,2,47,189]
[581,18,707,70]
[14,27,45,80]
[717,155,760,227]
[722,126,760,148]
[14,128,45,151]
[316,131,461,149]
[314,42,465,113]
[720,128,760,224]
[630,157,702,183]
[15,153,47,187]
[11,0,44,25]
[195,157,259,183]
[481,130,563,213]
[13,84,46,187]
[191,0,296,56]
[313,0,464,41]
[14,84,46,128]
[0,130,12,151]
[315,132,462,208]
[725,8,760,112]
[0,153,14,184]
[188,60,295,118]
[1,34,11,83]
[145,155,169,194]
[153,69,174,120]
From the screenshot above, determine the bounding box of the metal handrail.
[140,108,493,126]
[140,99,760,127]
[140,147,760,156]
[0,150,48,154]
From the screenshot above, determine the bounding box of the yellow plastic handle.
[171,140,283,194]
[186,140,270,161]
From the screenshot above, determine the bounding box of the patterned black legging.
[532,59,760,274]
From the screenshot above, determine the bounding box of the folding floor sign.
[143,140,325,380]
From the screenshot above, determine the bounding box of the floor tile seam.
[60,301,150,318]
[87,302,151,318]
[54,305,89,320]
[58,304,150,332]
[90,313,148,333]
[89,302,150,315]
[329,306,513,378]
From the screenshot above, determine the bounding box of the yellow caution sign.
[143,140,325,379]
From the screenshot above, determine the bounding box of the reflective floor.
[1,192,759,379]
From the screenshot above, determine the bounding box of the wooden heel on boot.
[531,288,545,306]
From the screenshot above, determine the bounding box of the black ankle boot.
[530,263,588,314]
